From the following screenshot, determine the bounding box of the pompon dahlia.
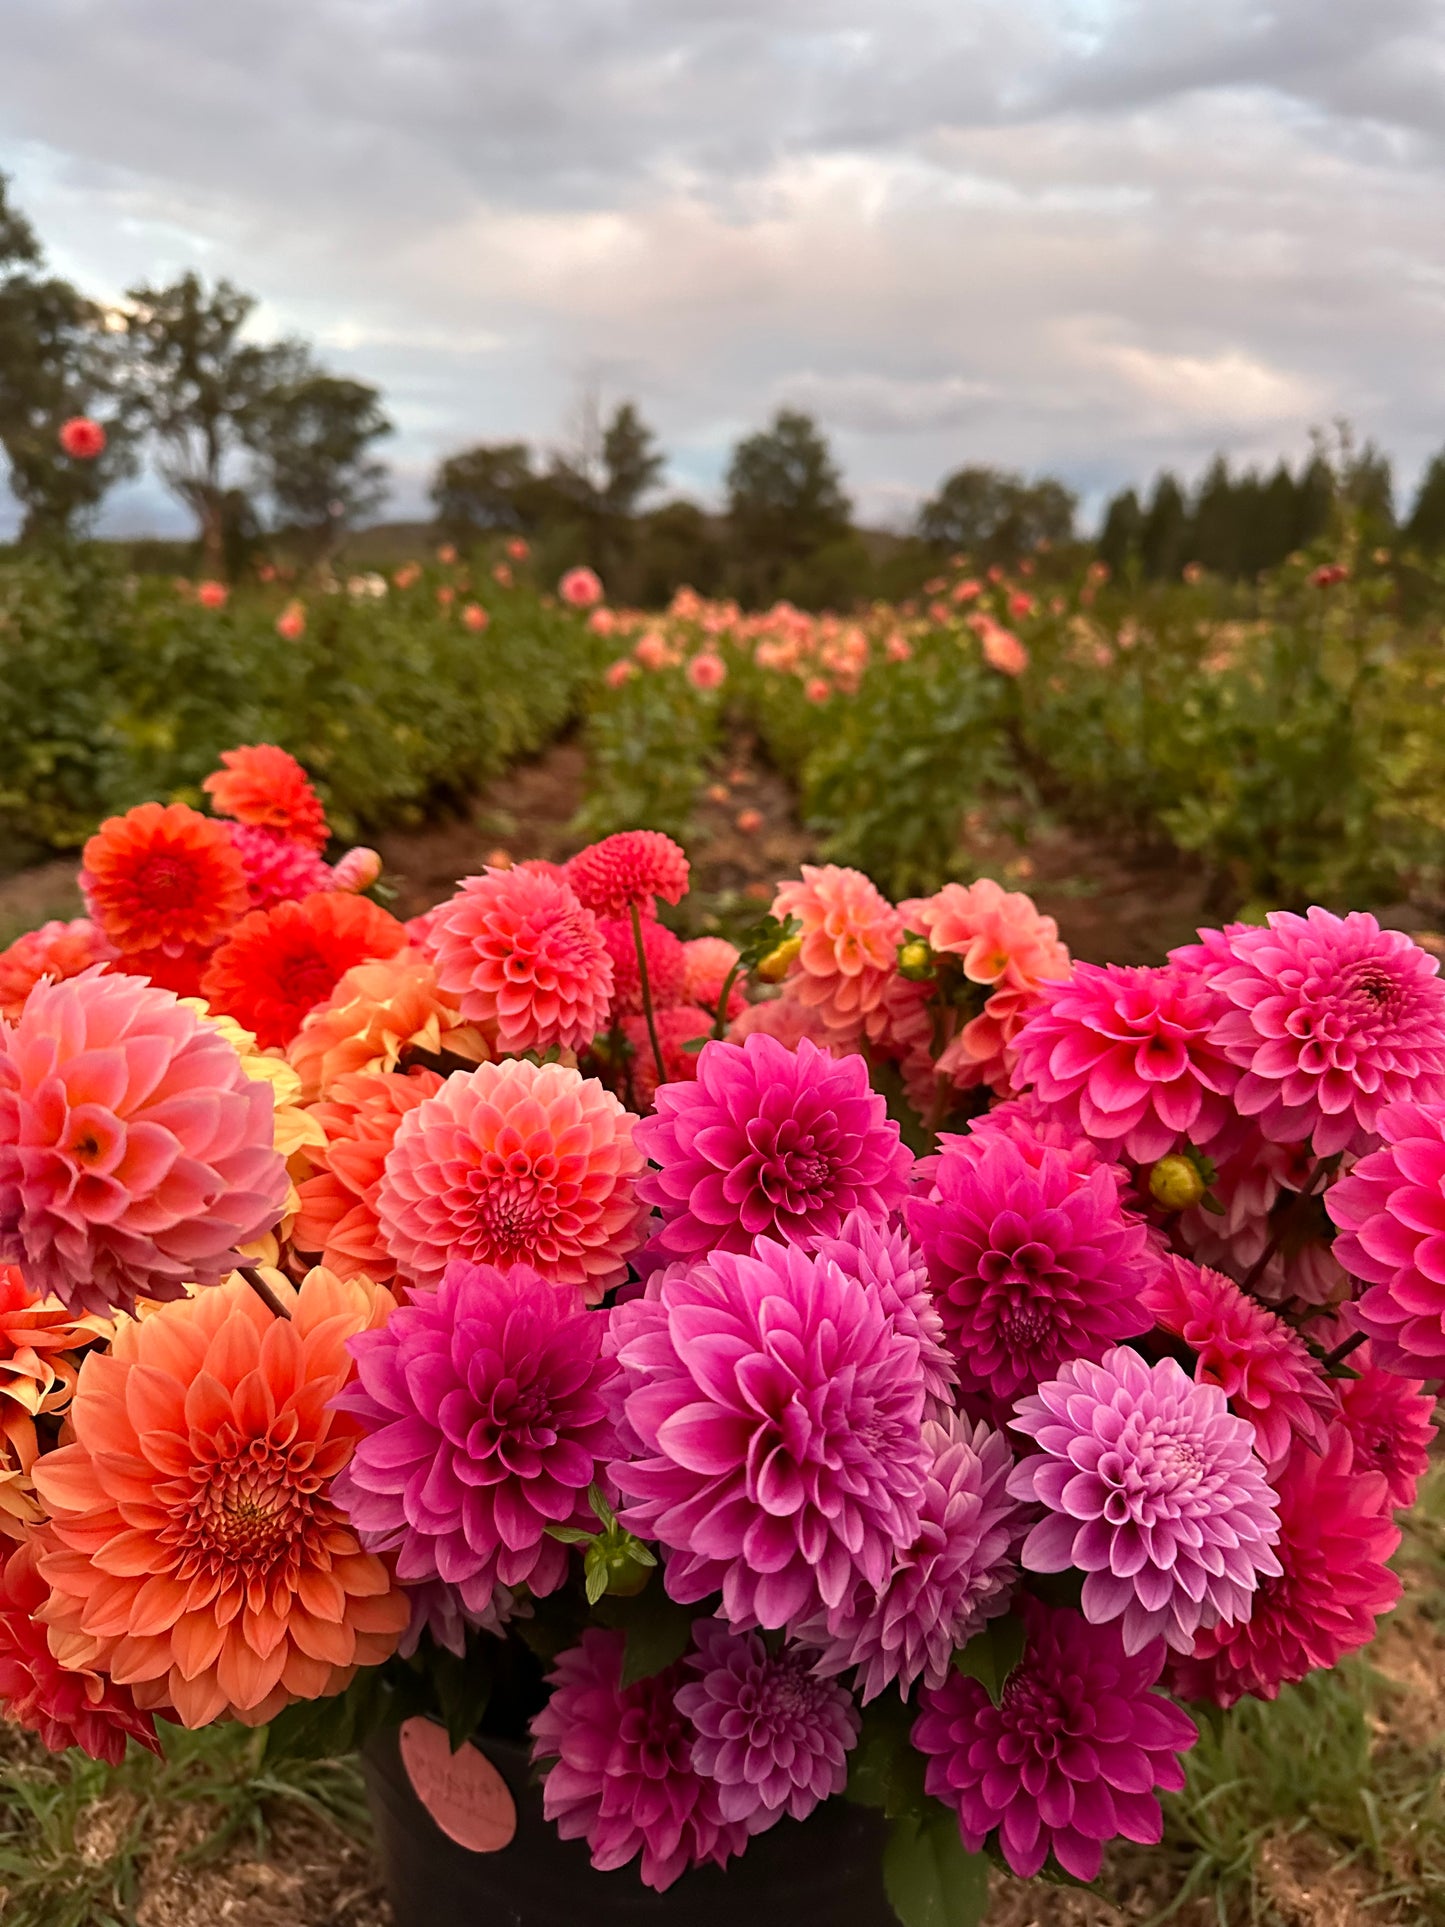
[293,1068,444,1281]
[598,913,686,1016]
[428,868,613,1054]
[334,1260,617,1616]
[1314,1322,1436,1509]
[566,831,689,918]
[226,822,334,909]
[635,1033,912,1260]
[608,1235,929,1632]
[0,918,117,1021]
[0,1537,160,1764]
[0,970,287,1315]
[1326,1098,1445,1375]
[675,1620,859,1831]
[531,1630,744,1891]
[1142,1256,1336,1471]
[33,1268,408,1727]
[203,743,330,851]
[1169,1431,1401,1707]
[376,1060,646,1299]
[770,865,902,1044]
[1010,961,1239,1162]
[1008,1347,1282,1653]
[815,1208,956,1416]
[681,936,746,1021]
[906,1129,1154,1401]
[621,1005,713,1107]
[202,891,406,1049]
[287,952,487,1102]
[81,801,250,956]
[1209,910,1445,1157]
[913,1599,1197,1882]
[803,1413,1019,1702]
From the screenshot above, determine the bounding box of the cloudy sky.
[2,0,1443,536]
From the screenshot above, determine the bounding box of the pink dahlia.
[816,1208,956,1416]
[1170,1431,1400,1706]
[0,919,117,1022]
[803,1414,1019,1702]
[1326,1098,1445,1375]
[567,832,689,918]
[531,1629,744,1891]
[1142,1256,1336,1471]
[681,937,746,1020]
[0,970,287,1316]
[428,868,613,1054]
[906,1129,1155,1400]
[675,1620,859,1832]
[1209,910,1445,1157]
[226,822,334,909]
[635,1033,912,1260]
[621,1005,713,1107]
[913,1599,1197,1882]
[727,992,846,1054]
[1008,1346,1282,1653]
[598,913,686,1016]
[1011,961,1239,1162]
[1313,1322,1436,1509]
[334,1260,616,1616]
[771,865,902,1044]
[609,1236,929,1632]
[396,1576,515,1660]
[376,1060,646,1301]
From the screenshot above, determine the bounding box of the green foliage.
[255,372,392,534]
[726,408,852,604]
[950,1613,1025,1704]
[917,466,1075,563]
[883,1812,990,1927]
[573,653,723,844]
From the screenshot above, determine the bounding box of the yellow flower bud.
[1149,1154,1206,1212]
[755,935,803,984]
[897,939,934,981]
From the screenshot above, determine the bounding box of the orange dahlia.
[0,918,117,1021]
[287,953,488,1102]
[81,803,250,956]
[771,864,903,1044]
[202,893,406,1049]
[34,1267,408,1728]
[202,744,330,852]
[292,1068,443,1281]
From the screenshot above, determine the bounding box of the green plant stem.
[630,899,667,1088]
[710,960,744,1039]
[1319,1328,1367,1372]
[1239,1153,1338,1296]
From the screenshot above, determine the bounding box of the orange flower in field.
[196,580,229,610]
[81,803,249,956]
[203,892,406,1049]
[293,1068,443,1279]
[771,864,903,1045]
[203,744,330,852]
[287,952,488,1101]
[34,1267,408,1728]
[0,918,116,1020]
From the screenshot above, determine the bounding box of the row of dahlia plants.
[0,745,1439,1917]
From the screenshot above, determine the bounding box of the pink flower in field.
[568,831,689,919]
[680,936,745,1021]
[604,657,635,688]
[492,562,513,587]
[276,600,306,641]
[771,863,902,1045]
[634,631,672,670]
[817,1207,956,1416]
[1313,1319,1436,1509]
[226,822,333,910]
[686,651,727,691]
[196,579,229,610]
[506,537,529,560]
[980,622,1028,676]
[1326,1097,1445,1375]
[587,607,617,636]
[803,676,832,703]
[885,630,912,662]
[559,565,604,608]
[461,601,489,632]
[621,1005,713,1107]
[597,914,685,1017]
[1008,591,1035,618]
[331,845,382,893]
[734,808,762,835]
[726,992,844,1054]
[951,578,981,603]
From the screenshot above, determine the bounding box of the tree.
[256,372,391,539]
[1097,487,1144,578]
[600,402,664,519]
[726,409,851,600]
[1139,473,1189,579]
[430,442,543,536]
[1406,451,1445,553]
[917,465,1075,562]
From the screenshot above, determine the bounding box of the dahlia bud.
[755,934,802,983]
[584,1532,656,1602]
[1148,1154,1207,1212]
[897,937,935,982]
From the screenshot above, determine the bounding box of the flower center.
[181,1456,307,1570]
[134,853,200,911]
[278,949,337,1004]
[1343,962,1399,1013]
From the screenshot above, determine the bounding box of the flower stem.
[629,900,667,1089]
[1239,1152,1339,1297]
[710,960,744,1039]
[239,1264,292,1321]
[1320,1328,1367,1372]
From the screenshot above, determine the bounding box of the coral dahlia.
[293,1068,444,1281]
[202,891,406,1049]
[81,802,250,957]
[771,865,902,1044]
[621,1005,713,1107]
[287,952,485,1101]
[567,831,690,918]
[1326,1097,1445,1375]
[0,918,117,1021]
[681,936,746,1020]
[203,743,330,851]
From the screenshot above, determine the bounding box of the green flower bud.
[897,938,935,982]
[755,935,802,984]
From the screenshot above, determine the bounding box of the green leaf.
[430,1643,494,1751]
[263,1668,393,1763]
[845,1695,930,1822]
[951,1614,1025,1704]
[594,1582,695,1686]
[883,1810,990,1927]
[544,1523,597,1546]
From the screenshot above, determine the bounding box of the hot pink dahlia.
[0,918,117,1022]
[1008,1346,1282,1653]
[675,1620,859,1832]
[1209,910,1445,1157]
[226,822,334,909]
[0,970,287,1315]
[803,1414,1019,1702]
[913,1599,1197,1882]
[681,937,746,1021]
[531,1629,744,1891]
[1169,1431,1400,1706]
[1326,1098,1445,1375]
[1011,961,1239,1162]
[771,865,902,1044]
[598,913,686,1017]
[428,868,613,1054]
[816,1208,956,1416]
[334,1259,616,1616]
[1142,1256,1336,1471]
[1314,1322,1436,1509]
[376,1060,645,1300]
[906,1129,1155,1401]
[608,1235,929,1632]
[621,1005,713,1107]
[635,1033,912,1260]
[567,832,690,919]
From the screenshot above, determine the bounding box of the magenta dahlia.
[608,1235,929,1633]
[1008,1347,1282,1653]
[816,1208,956,1416]
[1326,1097,1445,1375]
[334,1259,617,1616]
[906,1128,1155,1401]
[635,1033,912,1260]
[567,831,690,918]
[226,822,334,909]
[1209,910,1445,1157]
[675,1620,859,1832]
[397,1577,517,1659]
[912,1598,1198,1882]
[1311,1321,1435,1511]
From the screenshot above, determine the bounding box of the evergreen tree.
[725,409,852,603]
[1139,473,1189,579]
[1405,451,1445,553]
[1097,487,1143,577]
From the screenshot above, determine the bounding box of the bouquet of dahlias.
[0,748,1438,1923]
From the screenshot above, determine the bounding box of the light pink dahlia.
[816,1208,956,1416]
[635,1033,912,1260]
[598,913,686,1016]
[1326,1098,1445,1375]
[567,832,689,919]
[771,865,903,1044]
[375,1060,646,1300]
[1008,1346,1282,1653]
[1011,961,1240,1162]
[531,1629,744,1891]
[906,1129,1155,1400]
[1209,910,1445,1157]
[226,822,334,909]
[608,1235,929,1633]
[428,867,613,1054]
[913,1598,1197,1882]
[0,969,287,1315]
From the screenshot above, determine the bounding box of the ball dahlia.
[202,891,406,1050]
[567,831,690,918]
[621,1004,713,1107]
[292,1067,444,1281]
[33,1267,408,1726]
[0,918,117,1022]
[815,1208,956,1416]
[1008,1346,1282,1653]
[226,822,334,909]
[912,1599,1197,1881]
[770,864,902,1044]
[58,416,106,460]
[376,1059,646,1300]
[203,743,330,851]
[81,801,250,957]
[0,970,287,1315]
[598,913,686,1017]
[1326,1097,1445,1375]
[681,936,746,1021]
